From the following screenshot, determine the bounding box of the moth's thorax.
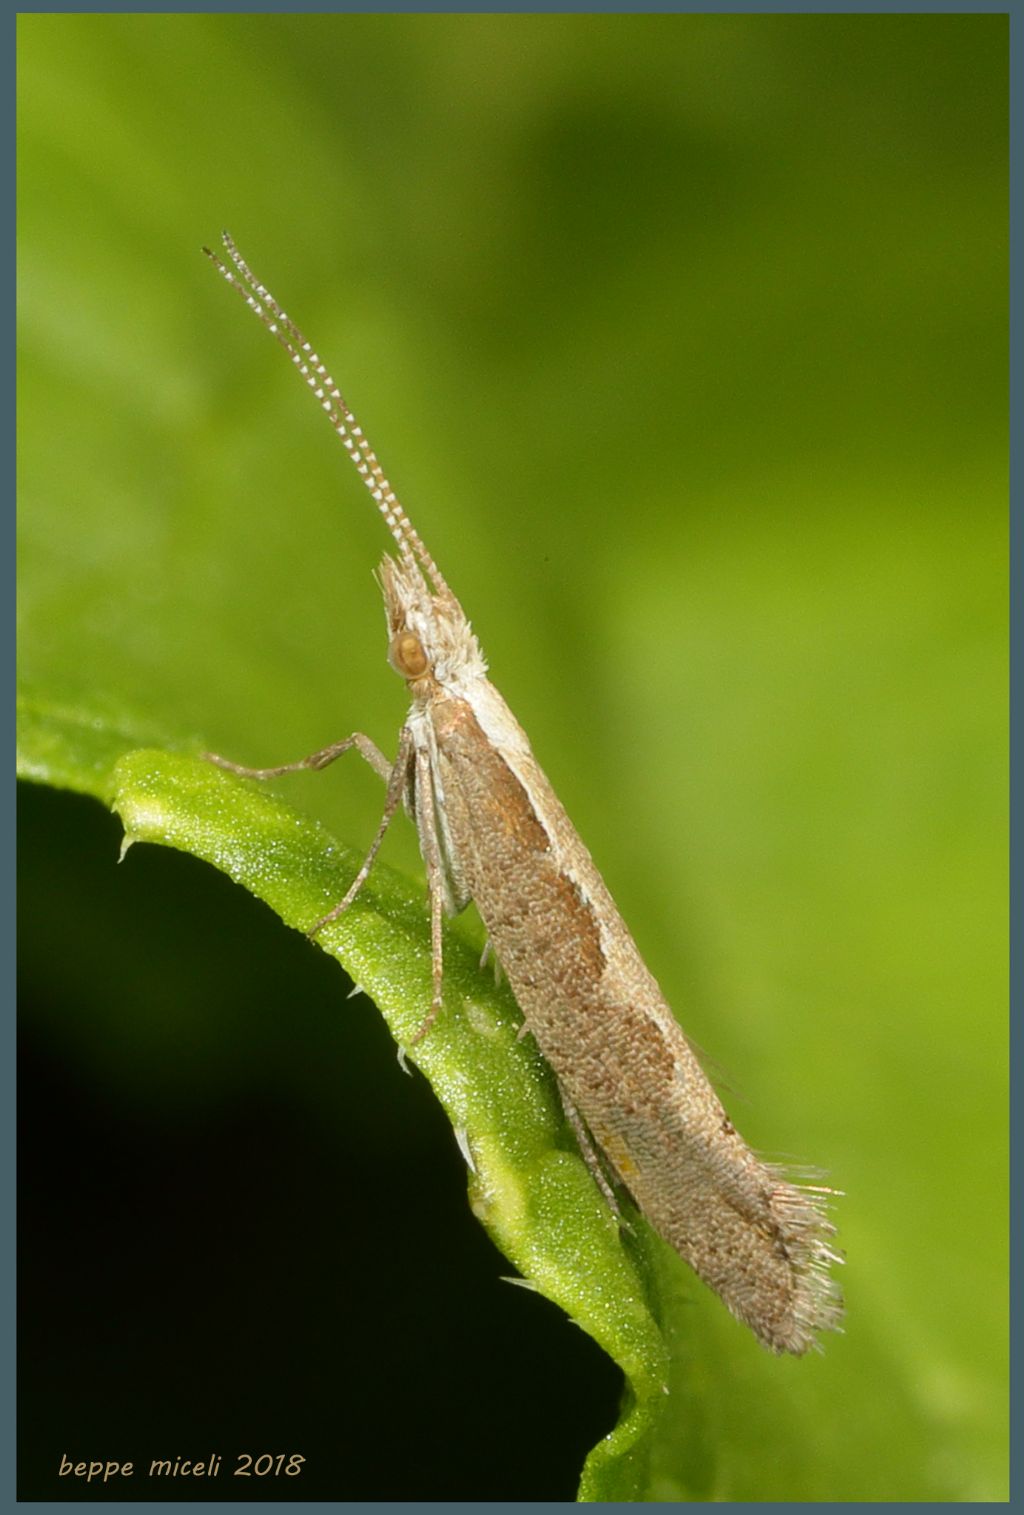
[379,552,487,693]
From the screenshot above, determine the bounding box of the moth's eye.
[390,631,429,679]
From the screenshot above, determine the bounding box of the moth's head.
[378,554,486,693]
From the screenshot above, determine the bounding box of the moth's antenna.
[202,231,455,602]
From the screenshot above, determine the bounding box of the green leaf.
[18,695,671,1499]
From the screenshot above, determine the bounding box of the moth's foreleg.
[407,745,446,1047]
[204,732,391,784]
[306,726,415,938]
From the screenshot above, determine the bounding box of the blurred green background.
[18,12,1006,1503]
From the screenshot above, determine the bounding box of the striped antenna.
[202,231,455,601]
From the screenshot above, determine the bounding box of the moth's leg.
[306,727,414,938]
[204,732,391,784]
[479,938,504,986]
[558,1083,627,1226]
[406,746,446,1047]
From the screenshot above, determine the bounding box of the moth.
[202,232,843,1355]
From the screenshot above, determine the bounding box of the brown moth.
[202,232,843,1356]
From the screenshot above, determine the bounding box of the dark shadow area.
[18,782,622,1500]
